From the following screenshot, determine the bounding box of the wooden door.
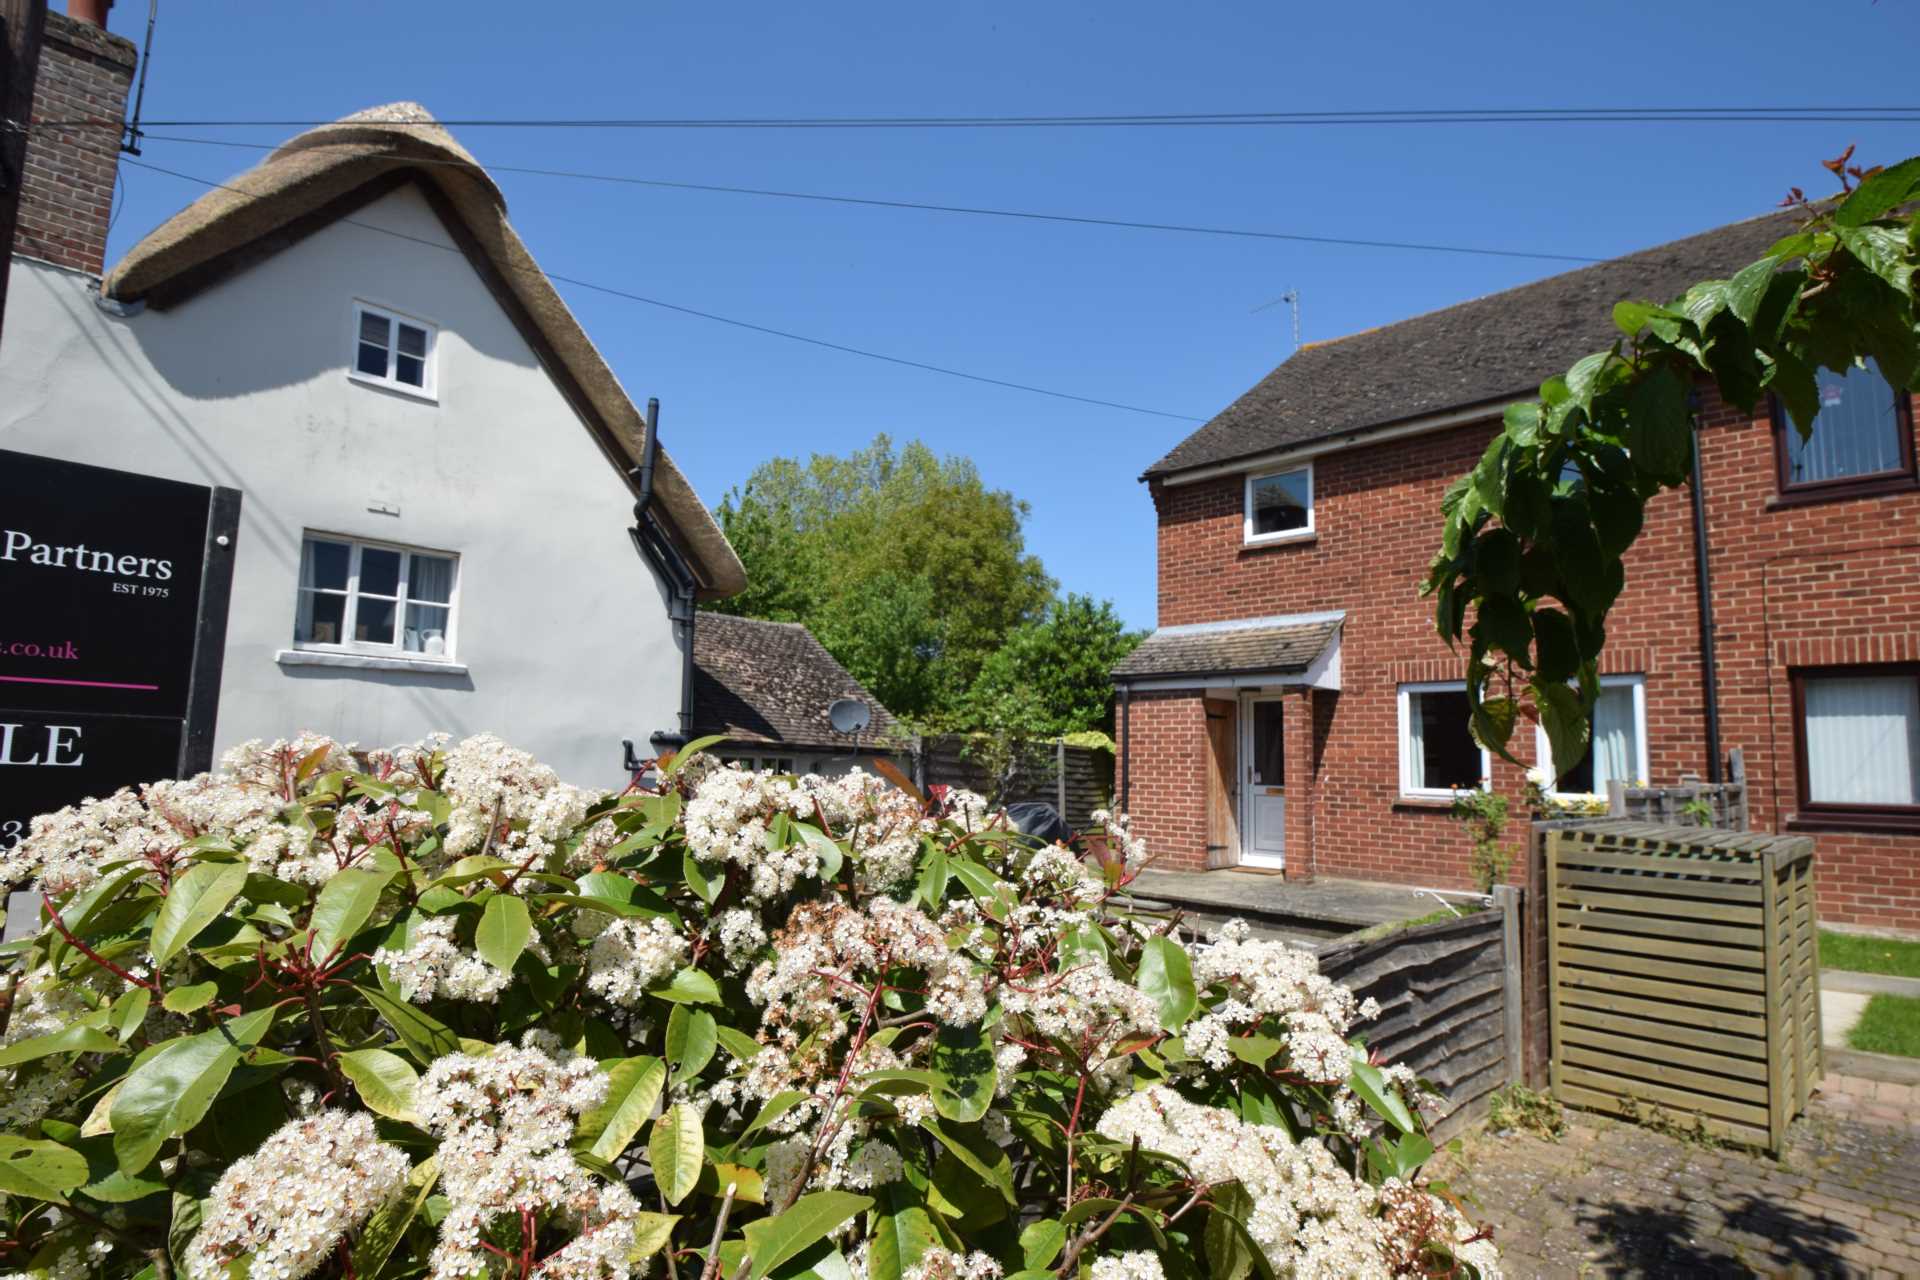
[1203,698,1239,868]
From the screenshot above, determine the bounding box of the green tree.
[1426,154,1919,774]
[955,594,1143,737]
[713,435,1055,719]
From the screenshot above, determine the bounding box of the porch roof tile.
[1112,613,1342,681]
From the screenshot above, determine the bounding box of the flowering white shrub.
[0,734,1495,1279]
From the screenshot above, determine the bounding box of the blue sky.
[101,1,1920,630]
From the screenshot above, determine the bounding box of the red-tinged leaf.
[1107,1032,1161,1060]
[870,757,924,804]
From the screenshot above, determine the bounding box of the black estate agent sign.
[0,449,239,854]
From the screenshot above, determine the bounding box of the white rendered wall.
[0,186,685,788]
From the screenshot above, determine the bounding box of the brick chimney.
[14,5,135,275]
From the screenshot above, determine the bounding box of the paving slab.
[1440,1092,1920,1277]
[1824,988,1871,1048]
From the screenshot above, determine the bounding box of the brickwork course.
[13,10,135,275]
[1438,1080,1920,1277]
[1120,220,1920,930]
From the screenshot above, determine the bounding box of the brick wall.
[14,10,134,275]
[1131,380,1920,931]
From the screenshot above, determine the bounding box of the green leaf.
[337,1048,421,1123]
[791,821,844,883]
[1835,156,1920,227]
[1836,223,1915,300]
[161,982,219,1015]
[1226,1033,1281,1067]
[650,1103,704,1206]
[666,1005,718,1082]
[1204,1181,1260,1280]
[922,1118,1015,1206]
[582,1056,667,1162]
[928,1023,997,1123]
[1471,595,1533,668]
[1531,609,1581,684]
[628,1211,679,1263]
[869,1185,940,1280]
[682,851,718,907]
[664,733,730,776]
[109,988,150,1043]
[1622,362,1692,485]
[742,1190,875,1280]
[1019,1219,1067,1270]
[651,967,722,1006]
[1500,401,1541,447]
[0,1136,88,1203]
[915,844,949,909]
[1135,936,1198,1032]
[352,1154,440,1277]
[741,1089,809,1140]
[714,1023,764,1064]
[111,1006,275,1173]
[1611,299,1671,338]
[309,866,391,958]
[150,861,248,966]
[1724,256,1778,327]
[1349,1057,1419,1135]
[474,893,532,971]
[0,1022,118,1067]
[1469,695,1518,759]
[1535,680,1592,788]
[359,985,461,1065]
[1564,350,1612,411]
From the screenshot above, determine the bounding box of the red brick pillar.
[1283,687,1317,880]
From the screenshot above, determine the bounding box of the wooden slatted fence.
[1316,891,1520,1140]
[1547,822,1819,1153]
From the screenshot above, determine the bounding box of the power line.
[35,104,1920,129]
[117,157,1207,423]
[138,133,1606,265]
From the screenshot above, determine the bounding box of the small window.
[1244,465,1313,543]
[720,755,797,774]
[351,302,437,396]
[295,535,458,659]
[1398,683,1489,798]
[1792,666,1920,830]
[1772,357,1915,497]
[1534,676,1648,797]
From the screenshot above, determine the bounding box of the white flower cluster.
[1185,920,1375,1084]
[745,898,985,1043]
[1097,1086,1498,1279]
[184,1111,408,1280]
[996,946,1160,1071]
[585,916,690,1006]
[442,733,596,868]
[1089,1254,1165,1280]
[684,764,991,901]
[899,1248,1003,1280]
[1088,808,1150,873]
[372,914,513,1004]
[415,1037,642,1280]
[713,907,768,972]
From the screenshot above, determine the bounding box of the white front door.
[1240,695,1286,868]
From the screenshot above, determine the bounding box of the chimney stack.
[13,5,134,275]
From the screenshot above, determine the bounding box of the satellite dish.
[828,698,871,736]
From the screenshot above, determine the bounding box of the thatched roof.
[103,103,745,597]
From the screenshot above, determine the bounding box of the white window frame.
[1397,681,1492,800]
[293,533,461,662]
[348,300,439,400]
[1243,464,1315,545]
[1532,674,1649,799]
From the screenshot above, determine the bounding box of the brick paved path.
[1435,1078,1920,1277]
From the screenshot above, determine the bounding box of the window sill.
[1241,531,1318,551]
[1393,795,1463,811]
[277,649,468,676]
[1785,810,1920,836]
[1764,475,1920,511]
[346,371,439,405]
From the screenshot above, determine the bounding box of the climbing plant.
[1425,152,1920,775]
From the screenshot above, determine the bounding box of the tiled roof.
[1112,614,1342,680]
[1144,208,1806,479]
[692,612,905,750]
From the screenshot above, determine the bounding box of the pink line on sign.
[0,675,161,691]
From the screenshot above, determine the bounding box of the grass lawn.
[1846,993,1920,1058]
[1819,930,1920,978]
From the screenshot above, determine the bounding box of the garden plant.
[0,733,1498,1279]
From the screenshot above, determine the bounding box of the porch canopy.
[1112,611,1343,691]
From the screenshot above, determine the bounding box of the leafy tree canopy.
[953,594,1144,738]
[1426,153,1920,776]
[713,435,1061,722]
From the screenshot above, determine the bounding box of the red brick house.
[1114,209,1920,933]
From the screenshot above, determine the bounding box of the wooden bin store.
[1547,822,1819,1153]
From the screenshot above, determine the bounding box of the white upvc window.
[1532,675,1649,798]
[721,754,797,774]
[1397,682,1491,799]
[294,534,459,660]
[350,301,437,397]
[1244,464,1314,544]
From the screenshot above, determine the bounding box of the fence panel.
[915,734,1114,831]
[1315,898,1518,1140]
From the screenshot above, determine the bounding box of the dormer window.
[351,302,436,397]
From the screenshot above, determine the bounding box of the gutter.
[629,397,699,754]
